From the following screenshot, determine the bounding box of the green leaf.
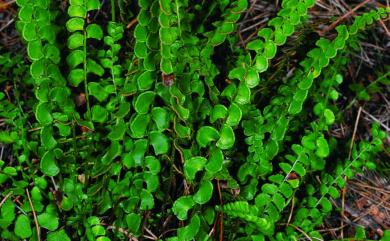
[232,0,248,13]
[324,108,335,125]
[177,215,200,241]
[143,53,157,71]
[35,102,53,125]
[265,140,279,160]
[0,199,15,228]
[22,22,37,41]
[320,198,332,212]
[44,44,61,63]
[132,139,148,167]
[274,28,287,45]
[193,180,213,204]
[47,230,71,241]
[381,231,390,241]
[18,6,33,21]
[272,116,288,141]
[137,70,155,90]
[50,87,69,103]
[135,42,148,58]
[91,105,108,123]
[245,68,260,88]
[27,40,44,60]
[161,57,173,74]
[328,186,339,198]
[87,58,104,76]
[288,99,303,115]
[263,41,277,59]
[14,215,32,239]
[159,0,172,15]
[150,131,170,155]
[246,39,264,51]
[158,12,172,28]
[86,0,101,11]
[216,125,235,150]
[355,226,366,240]
[70,0,84,5]
[66,18,85,32]
[108,119,126,140]
[30,59,46,79]
[261,183,278,195]
[294,89,308,102]
[279,162,292,174]
[125,213,141,233]
[137,9,151,26]
[101,141,121,164]
[257,27,272,40]
[41,126,57,150]
[68,69,85,86]
[283,22,295,36]
[254,55,268,73]
[196,126,219,147]
[210,32,226,47]
[174,122,191,138]
[316,137,329,158]
[140,189,154,210]
[210,104,228,123]
[184,156,207,181]
[288,179,300,188]
[172,196,195,220]
[134,24,148,41]
[272,192,285,211]
[145,156,161,175]
[0,131,16,144]
[228,67,245,81]
[294,163,306,177]
[3,167,17,176]
[144,172,159,192]
[226,103,242,127]
[297,76,313,90]
[38,213,59,231]
[67,50,85,68]
[55,123,72,137]
[68,5,86,18]
[159,27,177,45]
[218,22,235,34]
[325,44,337,58]
[130,114,150,138]
[40,150,59,176]
[88,82,109,102]
[135,91,155,114]
[115,102,131,118]
[68,33,85,49]
[151,107,170,130]
[206,147,223,174]
[234,83,251,105]
[302,133,315,150]
[86,24,103,40]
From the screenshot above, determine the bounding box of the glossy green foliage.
[67,0,102,87]
[4,0,389,240]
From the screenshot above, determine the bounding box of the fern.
[220,201,274,235]
[222,7,390,238]
[7,0,390,240]
[16,0,79,177]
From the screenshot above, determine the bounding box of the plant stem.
[111,0,116,21]
[83,30,91,120]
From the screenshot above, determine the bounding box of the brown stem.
[26,188,41,241]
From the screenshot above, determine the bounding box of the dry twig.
[26,188,41,241]
[0,191,13,208]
